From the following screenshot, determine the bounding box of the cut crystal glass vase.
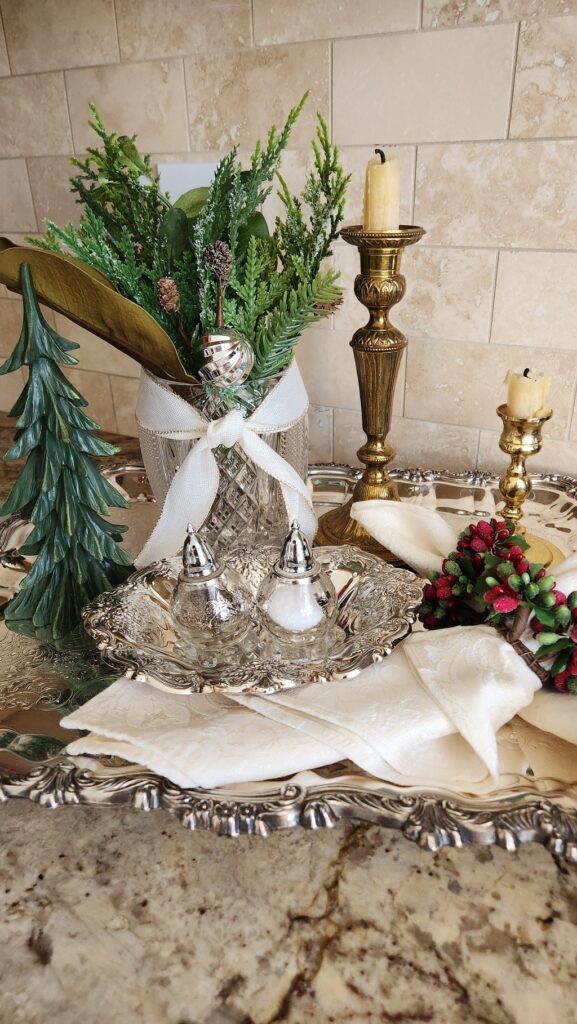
[138,370,308,552]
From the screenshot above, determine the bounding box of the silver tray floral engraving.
[2,463,577,860]
[81,546,422,695]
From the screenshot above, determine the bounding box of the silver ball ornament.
[199,328,254,387]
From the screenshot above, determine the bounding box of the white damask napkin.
[62,625,539,790]
[350,499,460,576]
[351,499,577,748]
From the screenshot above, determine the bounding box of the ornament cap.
[276,520,315,577]
[181,523,220,579]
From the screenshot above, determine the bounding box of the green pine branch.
[29,99,349,384]
[252,271,342,378]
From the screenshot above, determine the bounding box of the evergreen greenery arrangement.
[33,96,349,388]
[0,264,133,641]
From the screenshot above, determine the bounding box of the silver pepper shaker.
[255,521,337,645]
[170,524,253,646]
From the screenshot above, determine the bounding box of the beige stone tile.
[0,367,25,414]
[405,336,575,438]
[338,146,416,227]
[253,0,419,44]
[334,243,497,342]
[333,25,517,146]
[424,0,574,28]
[308,404,333,463]
[116,0,250,60]
[0,298,23,356]
[0,159,36,231]
[62,367,117,433]
[0,15,9,77]
[184,43,329,151]
[400,247,497,343]
[332,407,362,465]
[0,0,119,74]
[333,407,479,471]
[296,326,406,415]
[54,314,141,378]
[111,375,140,437]
[511,15,577,138]
[389,417,480,472]
[296,328,359,411]
[27,157,79,229]
[415,140,577,248]
[492,250,577,349]
[0,73,72,157]
[478,428,576,476]
[66,61,188,155]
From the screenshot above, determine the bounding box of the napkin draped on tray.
[61,500,577,792]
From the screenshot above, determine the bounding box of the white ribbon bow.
[135,360,316,567]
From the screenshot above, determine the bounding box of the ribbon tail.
[135,443,220,566]
[241,430,317,539]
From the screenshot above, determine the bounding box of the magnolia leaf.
[0,236,116,291]
[160,207,189,270]
[0,246,191,381]
[238,211,269,253]
[174,186,209,220]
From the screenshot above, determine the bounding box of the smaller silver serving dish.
[82,544,422,696]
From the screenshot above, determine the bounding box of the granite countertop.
[1,416,576,1024]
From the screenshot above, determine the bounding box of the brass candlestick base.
[497,403,563,568]
[316,224,425,560]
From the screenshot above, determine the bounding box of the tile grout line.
[474,427,482,471]
[110,0,122,62]
[566,368,577,443]
[180,57,191,153]
[0,5,13,75]
[411,144,418,226]
[486,249,501,345]
[419,0,424,30]
[329,40,334,144]
[23,156,40,235]
[505,20,522,139]
[249,0,255,47]
[61,70,76,157]
[5,136,577,162]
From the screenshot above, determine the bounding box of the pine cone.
[315,296,343,315]
[204,241,233,287]
[156,276,180,315]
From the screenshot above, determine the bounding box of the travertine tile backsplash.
[0,0,576,477]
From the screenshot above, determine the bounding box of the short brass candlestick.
[316,224,425,560]
[497,403,563,568]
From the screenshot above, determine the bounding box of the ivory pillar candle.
[506,369,552,418]
[363,149,400,231]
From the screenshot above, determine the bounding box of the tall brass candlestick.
[316,224,425,560]
[497,403,563,568]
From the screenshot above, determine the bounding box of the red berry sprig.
[418,517,577,692]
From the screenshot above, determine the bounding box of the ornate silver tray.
[2,463,577,861]
[82,546,422,695]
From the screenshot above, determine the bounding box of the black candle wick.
[375,148,386,163]
[523,367,531,377]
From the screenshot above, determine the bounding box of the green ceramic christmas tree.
[0,263,133,641]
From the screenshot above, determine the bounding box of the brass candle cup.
[497,403,562,568]
[315,224,425,561]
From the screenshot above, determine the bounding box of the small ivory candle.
[265,585,324,632]
[506,369,552,418]
[363,149,400,231]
